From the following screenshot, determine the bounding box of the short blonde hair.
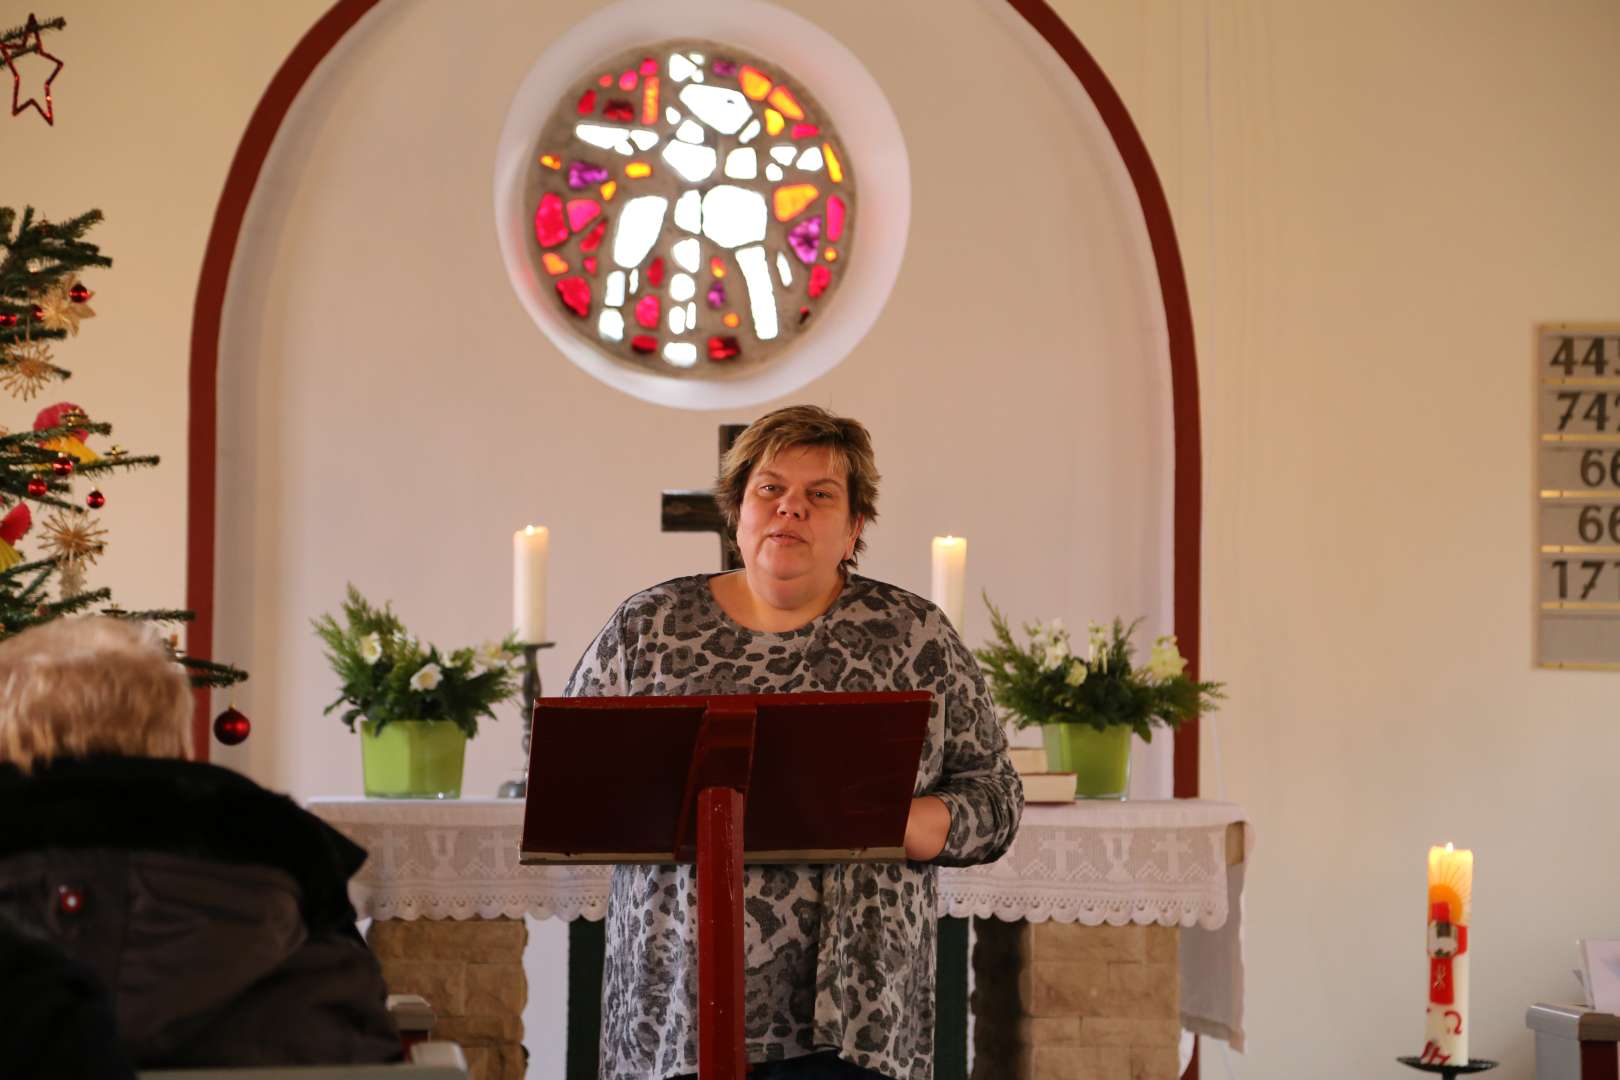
[715,404,881,571]
[0,617,192,773]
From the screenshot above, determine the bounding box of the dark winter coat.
[0,755,401,1071]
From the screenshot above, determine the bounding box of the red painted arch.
[186,0,1204,801]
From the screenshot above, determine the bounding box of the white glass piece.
[688,52,704,63]
[686,301,696,325]
[677,84,752,135]
[700,186,768,249]
[598,309,624,341]
[736,245,778,341]
[666,107,682,124]
[663,342,699,367]
[723,147,757,180]
[675,119,706,144]
[576,124,630,151]
[661,140,717,183]
[770,145,797,165]
[674,190,702,234]
[612,196,669,270]
[629,129,659,151]
[615,143,632,156]
[628,269,638,293]
[776,252,794,286]
[604,271,626,307]
[796,146,824,172]
[765,163,783,181]
[669,306,687,334]
[738,118,761,144]
[670,272,696,302]
[672,238,700,273]
[668,53,698,83]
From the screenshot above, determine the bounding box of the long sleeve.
[562,603,629,698]
[928,622,1024,868]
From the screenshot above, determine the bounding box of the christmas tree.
[0,206,245,687]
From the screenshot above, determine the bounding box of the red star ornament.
[0,15,64,125]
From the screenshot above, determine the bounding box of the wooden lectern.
[519,692,932,1080]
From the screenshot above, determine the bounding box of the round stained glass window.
[527,42,854,377]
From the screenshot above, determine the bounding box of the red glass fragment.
[647,257,665,287]
[577,89,597,115]
[635,294,661,329]
[598,74,613,87]
[584,256,598,275]
[798,306,812,325]
[579,221,607,253]
[603,100,634,123]
[808,265,831,298]
[630,335,658,354]
[827,195,846,243]
[639,57,658,75]
[556,277,591,318]
[534,193,568,248]
[707,336,741,361]
[790,123,821,139]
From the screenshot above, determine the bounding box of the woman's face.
[735,444,862,596]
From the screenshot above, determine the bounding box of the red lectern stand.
[519,691,931,1080]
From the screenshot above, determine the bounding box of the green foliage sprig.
[973,593,1224,741]
[313,584,521,739]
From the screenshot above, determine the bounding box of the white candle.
[1421,843,1473,1066]
[513,525,549,643]
[930,536,967,630]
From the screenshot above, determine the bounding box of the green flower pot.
[360,719,467,799]
[1040,722,1132,800]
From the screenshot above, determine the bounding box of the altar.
[309,798,1250,1080]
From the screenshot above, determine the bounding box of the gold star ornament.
[33,281,95,336]
[0,340,57,400]
[41,509,107,567]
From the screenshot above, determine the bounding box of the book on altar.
[1021,772,1079,803]
[1009,747,1048,774]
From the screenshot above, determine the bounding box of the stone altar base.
[368,916,528,1080]
[971,919,1181,1080]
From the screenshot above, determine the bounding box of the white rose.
[1042,640,1069,671]
[473,641,507,669]
[408,662,442,692]
[1064,660,1088,687]
[1146,635,1187,681]
[359,632,383,665]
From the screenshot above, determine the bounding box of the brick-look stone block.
[1030,1045,1130,1080]
[1106,962,1178,1019]
[1130,1046,1181,1080]
[465,961,527,1018]
[1022,960,1112,1017]
[369,916,526,964]
[379,960,468,1016]
[1145,926,1179,964]
[1026,922,1146,965]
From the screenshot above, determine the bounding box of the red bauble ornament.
[86,489,105,509]
[213,707,251,746]
[25,477,47,496]
[56,884,84,915]
[51,455,73,476]
[69,283,91,303]
[0,314,16,327]
[30,305,44,322]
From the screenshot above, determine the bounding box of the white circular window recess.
[493,0,910,411]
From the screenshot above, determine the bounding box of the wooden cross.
[661,424,747,572]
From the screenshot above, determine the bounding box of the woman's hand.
[903,795,951,862]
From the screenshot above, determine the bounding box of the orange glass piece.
[600,181,618,201]
[710,257,727,278]
[738,65,772,100]
[542,252,569,276]
[642,75,660,125]
[773,184,820,222]
[625,161,653,179]
[764,108,785,136]
[539,154,562,170]
[723,312,740,328]
[824,145,844,184]
[766,85,804,120]
[824,248,838,262]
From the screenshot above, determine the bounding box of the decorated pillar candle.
[1421,843,1473,1065]
[513,525,549,643]
[930,536,967,630]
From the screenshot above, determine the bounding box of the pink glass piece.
[557,276,591,317]
[635,294,661,329]
[598,74,613,87]
[577,89,597,116]
[712,59,738,77]
[567,161,610,190]
[584,256,598,274]
[566,199,601,233]
[788,216,822,264]
[602,100,634,123]
[534,193,568,248]
[619,70,638,91]
[639,57,658,76]
[827,196,846,243]
[790,123,821,140]
[808,264,831,298]
[580,220,607,253]
[707,281,727,309]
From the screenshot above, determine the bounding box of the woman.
[566,405,1024,1080]
[0,617,401,1070]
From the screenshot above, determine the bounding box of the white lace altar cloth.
[307,796,1252,1045]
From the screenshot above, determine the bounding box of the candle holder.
[497,641,554,798]
[1396,1056,1498,1079]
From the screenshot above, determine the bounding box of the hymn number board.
[1537,324,1620,669]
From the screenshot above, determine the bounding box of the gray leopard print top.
[563,573,1023,1080]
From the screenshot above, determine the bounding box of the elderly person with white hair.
[0,616,401,1070]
